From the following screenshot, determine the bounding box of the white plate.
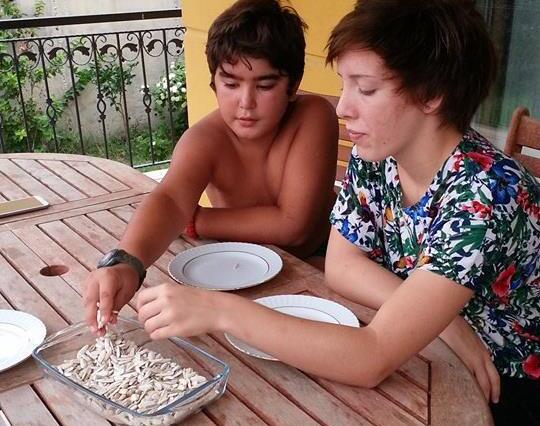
[168,242,282,291]
[225,295,360,361]
[0,310,46,372]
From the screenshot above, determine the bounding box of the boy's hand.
[83,263,139,334]
[440,316,500,403]
[137,283,223,340]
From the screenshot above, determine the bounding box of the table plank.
[39,160,109,197]
[423,342,493,426]
[190,335,321,426]
[0,193,146,232]
[201,391,267,426]
[12,225,137,318]
[0,246,66,333]
[12,159,86,202]
[0,292,11,309]
[0,173,28,200]
[313,377,424,426]
[0,231,86,325]
[0,159,64,204]
[33,379,111,426]
[39,218,170,288]
[183,413,219,426]
[0,385,60,426]
[377,373,428,423]
[211,334,373,426]
[88,157,156,194]
[65,160,129,192]
[81,211,177,278]
[109,204,194,254]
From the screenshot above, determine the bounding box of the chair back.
[504,106,540,177]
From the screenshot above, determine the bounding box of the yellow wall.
[182,0,354,125]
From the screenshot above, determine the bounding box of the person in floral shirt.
[325,0,539,424]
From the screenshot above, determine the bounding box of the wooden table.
[0,153,493,426]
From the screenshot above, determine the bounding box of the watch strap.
[97,249,146,287]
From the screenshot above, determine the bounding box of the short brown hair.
[326,0,497,132]
[206,0,307,93]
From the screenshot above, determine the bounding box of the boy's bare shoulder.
[295,93,336,113]
[282,93,338,140]
[178,110,231,149]
[288,93,337,125]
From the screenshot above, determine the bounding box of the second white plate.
[168,242,283,291]
[225,295,360,361]
[0,310,46,372]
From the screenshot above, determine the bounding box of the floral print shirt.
[330,128,540,379]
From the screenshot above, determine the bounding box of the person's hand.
[440,316,500,403]
[83,263,140,334]
[137,283,224,340]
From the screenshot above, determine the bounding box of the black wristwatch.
[97,249,147,287]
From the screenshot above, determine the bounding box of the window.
[474,0,540,149]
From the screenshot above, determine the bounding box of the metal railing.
[0,9,186,169]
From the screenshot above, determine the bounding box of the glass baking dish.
[32,317,229,426]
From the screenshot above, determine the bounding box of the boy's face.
[214,57,292,142]
[336,49,429,162]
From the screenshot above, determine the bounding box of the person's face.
[336,49,427,162]
[214,57,293,142]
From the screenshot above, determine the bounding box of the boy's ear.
[422,96,443,114]
[288,81,301,102]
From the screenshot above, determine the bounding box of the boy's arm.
[117,127,214,266]
[194,96,338,247]
[83,125,214,327]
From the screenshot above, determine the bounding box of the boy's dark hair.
[206,0,307,94]
[326,0,497,132]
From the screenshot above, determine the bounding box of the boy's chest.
[208,141,290,207]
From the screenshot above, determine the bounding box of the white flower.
[171,96,180,102]
[160,93,166,100]
[170,86,178,93]
[170,61,175,69]
[169,73,176,79]
[180,87,186,93]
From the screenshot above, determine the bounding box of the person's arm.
[83,124,215,329]
[118,127,214,265]
[325,228,499,401]
[325,228,401,309]
[137,263,473,388]
[193,95,338,247]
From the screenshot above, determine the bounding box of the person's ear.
[422,96,442,114]
[288,81,301,102]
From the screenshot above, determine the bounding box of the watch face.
[99,249,119,267]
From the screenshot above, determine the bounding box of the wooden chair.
[504,106,540,177]
[299,90,353,191]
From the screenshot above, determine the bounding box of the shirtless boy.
[83,0,338,329]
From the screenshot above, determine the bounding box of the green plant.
[0,0,73,152]
[0,1,188,167]
[150,60,188,139]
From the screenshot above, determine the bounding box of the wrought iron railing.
[0,9,186,169]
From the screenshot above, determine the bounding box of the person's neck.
[396,123,463,207]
